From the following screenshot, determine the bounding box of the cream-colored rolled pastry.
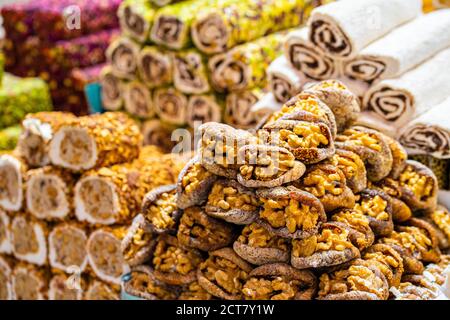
[138,46,173,88]
[17,112,76,168]
[84,279,120,300]
[141,119,177,153]
[187,94,222,128]
[48,273,85,300]
[344,10,450,83]
[49,112,142,172]
[106,37,141,79]
[153,87,188,126]
[12,263,48,300]
[123,81,155,119]
[26,167,74,221]
[224,88,266,129]
[118,0,156,43]
[48,223,88,274]
[309,0,422,59]
[99,66,124,111]
[10,214,47,266]
[285,27,342,81]
[0,255,14,300]
[86,227,127,285]
[268,55,306,103]
[173,49,210,94]
[399,96,450,159]
[0,209,12,255]
[0,153,26,211]
[363,48,450,132]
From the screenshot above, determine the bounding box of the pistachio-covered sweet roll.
[138,46,173,88]
[106,37,140,79]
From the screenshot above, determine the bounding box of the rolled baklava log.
[0,153,26,211]
[141,119,177,153]
[106,37,141,79]
[242,263,317,300]
[122,214,155,267]
[48,223,88,274]
[317,259,389,300]
[173,49,210,94]
[151,234,203,286]
[123,81,155,119]
[209,32,286,92]
[17,112,76,168]
[0,255,14,300]
[256,186,326,240]
[84,279,120,300]
[26,167,74,221]
[153,87,188,126]
[10,214,48,266]
[138,46,173,88]
[198,247,253,300]
[224,88,266,129]
[187,94,222,128]
[48,273,85,300]
[267,56,305,104]
[12,263,49,300]
[233,222,290,266]
[0,210,12,254]
[99,66,124,111]
[308,0,421,59]
[124,265,178,300]
[86,227,127,285]
[118,0,156,43]
[49,112,142,172]
[285,27,342,81]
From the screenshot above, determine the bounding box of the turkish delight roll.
[48,273,86,300]
[84,279,120,300]
[138,46,173,88]
[0,255,14,300]
[123,81,155,119]
[153,87,188,126]
[141,119,177,153]
[186,94,223,127]
[268,56,306,104]
[173,49,211,94]
[224,88,265,129]
[12,263,49,300]
[118,0,157,43]
[0,210,12,255]
[100,66,124,111]
[106,37,141,79]
[0,153,26,211]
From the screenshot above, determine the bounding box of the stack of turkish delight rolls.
[122,79,450,300]
[101,0,327,152]
[0,111,186,300]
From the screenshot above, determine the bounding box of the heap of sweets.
[0,111,186,300]
[102,0,326,149]
[1,0,122,114]
[122,80,450,300]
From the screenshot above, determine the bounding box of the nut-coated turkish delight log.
[118,0,157,43]
[137,46,173,88]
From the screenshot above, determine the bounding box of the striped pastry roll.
[0,210,12,255]
[48,273,85,301]
[49,112,143,172]
[48,223,88,274]
[268,55,305,104]
[138,46,173,88]
[153,87,188,126]
[26,167,74,221]
[141,119,177,153]
[173,49,210,94]
[12,263,49,300]
[285,27,342,81]
[10,214,48,266]
[123,81,155,119]
[99,66,124,111]
[0,255,14,300]
[0,153,26,211]
[224,88,266,129]
[308,0,422,59]
[186,94,222,127]
[17,112,76,168]
[118,0,157,43]
[106,37,141,79]
[84,279,120,300]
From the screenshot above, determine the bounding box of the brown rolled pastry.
[173,49,210,94]
[141,184,181,234]
[141,119,177,153]
[291,222,360,270]
[205,180,259,225]
[121,214,155,267]
[237,144,306,189]
[398,160,438,213]
[242,263,317,300]
[331,209,374,251]
[256,186,326,240]
[335,126,393,182]
[124,265,178,300]
[384,136,407,179]
[265,93,337,138]
[296,163,355,213]
[198,122,257,179]
[152,234,203,286]
[137,46,173,88]
[424,206,450,250]
[187,94,222,128]
[197,247,253,300]
[178,280,214,300]
[324,149,367,194]
[177,206,236,251]
[106,37,140,79]
[153,87,188,126]
[262,119,335,164]
[354,189,394,237]
[123,81,154,119]
[317,259,389,300]
[363,244,404,288]
[303,80,360,132]
[233,222,290,266]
